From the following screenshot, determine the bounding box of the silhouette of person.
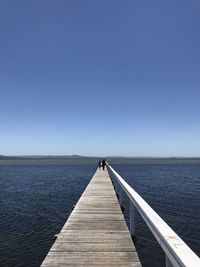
[98,159,101,170]
[102,158,106,170]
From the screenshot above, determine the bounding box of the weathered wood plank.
[55,232,132,243]
[62,221,129,230]
[41,168,142,267]
[50,242,135,252]
[41,252,141,266]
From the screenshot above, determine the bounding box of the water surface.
[112,163,200,266]
[0,161,200,266]
[0,164,95,266]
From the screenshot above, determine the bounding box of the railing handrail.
[107,163,200,267]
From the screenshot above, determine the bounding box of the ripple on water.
[0,164,96,267]
[0,163,200,267]
[112,163,200,267]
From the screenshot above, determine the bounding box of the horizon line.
[1,154,200,159]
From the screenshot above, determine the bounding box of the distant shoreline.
[0,155,200,165]
[1,155,200,159]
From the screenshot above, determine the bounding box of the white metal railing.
[107,163,200,267]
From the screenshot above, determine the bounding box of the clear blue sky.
[0,0,200,157]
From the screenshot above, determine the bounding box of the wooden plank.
[41,252,141,266]
[61,221,129,231]
[41,167,142,267]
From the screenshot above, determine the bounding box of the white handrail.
[107,164,200,267]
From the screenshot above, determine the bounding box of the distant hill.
[0,155,21,160]
[0,155,99,165]
[0,155,95,160]
[1,155,200,165]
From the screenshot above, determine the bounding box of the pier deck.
[41,168,141,266]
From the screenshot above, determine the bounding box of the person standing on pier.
[98,159,101,169]
[102,158,106,170]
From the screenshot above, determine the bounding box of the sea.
[0,158,200,267]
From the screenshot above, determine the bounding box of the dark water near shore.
[0,161,200,266]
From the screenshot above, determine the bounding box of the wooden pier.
[41,167,142,266]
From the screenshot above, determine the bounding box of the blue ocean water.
[113,163,200,266]
[0,164,96,267]
[0,163,200,266]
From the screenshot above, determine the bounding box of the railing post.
[115,179,121,199]
[114,177,118,194]
[130,200,136,237]
[116,180,120,195]
[166,256,173,267]
[119,187,123,207]
[112,175,117,192]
